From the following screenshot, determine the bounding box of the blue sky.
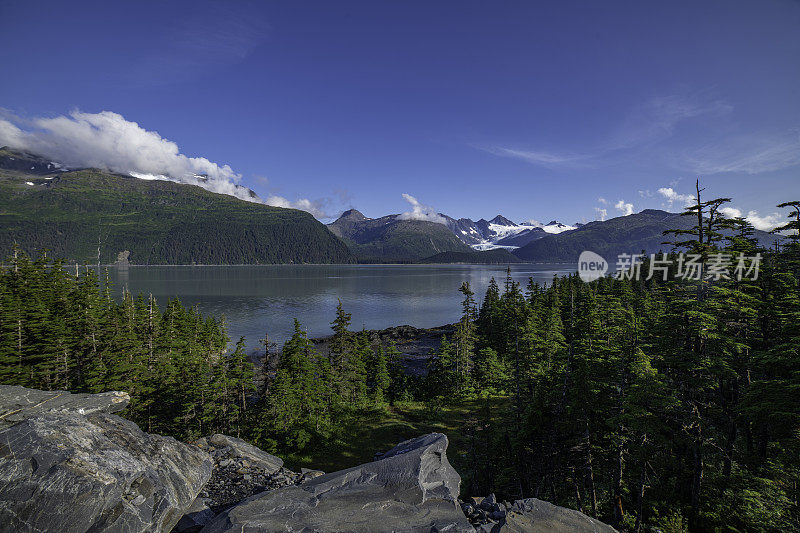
[1,0,798,227]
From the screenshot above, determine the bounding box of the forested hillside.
[0,148,354,264]
[328,209,472,262]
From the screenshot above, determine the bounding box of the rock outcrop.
[203,433,284,473]
[0,384,130,429]
[0,385,618,533]
[188,434,299,514]
[501,498,617,532]
[0,386,212,533]
[201,433,473,533]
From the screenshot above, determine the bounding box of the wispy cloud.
[679,130,800,174]
[612,94,731,149]
[481,92,730,169]
[482,147,586,167]
[479,91,800,177]
[125,2,269,85]
[397,194,445,224]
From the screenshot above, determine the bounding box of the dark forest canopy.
[0,193,798,532]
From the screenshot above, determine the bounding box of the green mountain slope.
[513,209,782,262]
[0,149,354,264]
[328,209,473,262]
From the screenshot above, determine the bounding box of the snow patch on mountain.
[523,219,577,234]
[471,243,520,251]
[447,217,576,251]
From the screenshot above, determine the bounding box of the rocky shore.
[0,385,616,532]
[256,323,457,377]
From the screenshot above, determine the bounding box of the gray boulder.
[500,498,617,532]
[0,411,213,532]
[174,498,217,533]
[201,432,473,533]
[0,384,129,429]
[206,433,283,473]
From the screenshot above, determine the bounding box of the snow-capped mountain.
[440,214,577,250]
[523,219,578,234]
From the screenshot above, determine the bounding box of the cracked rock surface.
[500,498,617,532]
[0,404,212,533]
[200,432,473,533]
[0,384,130,429]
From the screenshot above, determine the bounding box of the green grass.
[282,397,511,475]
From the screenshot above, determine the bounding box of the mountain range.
[327,209,472,262]
[0,147,784,266]
[512,209,782,262]
[439,214,576,250]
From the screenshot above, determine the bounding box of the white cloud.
[397,194,445,224]
[719,207,742,219]
[719,207,782,231]
[0,109,336,219]
[657,187,695,208]
[597,197,608,205]
[615,199,634,216]
[0,118,27,148]
[594,207,608,221]
[744,211,783,231]
[265,195,330,219]
[0,110,253,196]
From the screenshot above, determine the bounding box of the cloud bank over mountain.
[0,110,252,197]
[0,110,330,215]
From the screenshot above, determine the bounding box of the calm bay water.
[106,263,574,352]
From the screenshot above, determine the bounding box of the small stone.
[489,510,506,520]
[300,469,324,482]
[480,494,497,509]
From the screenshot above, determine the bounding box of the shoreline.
[48,261,574,267]
[255,323,457,376]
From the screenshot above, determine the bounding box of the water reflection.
[104,264,575,351]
